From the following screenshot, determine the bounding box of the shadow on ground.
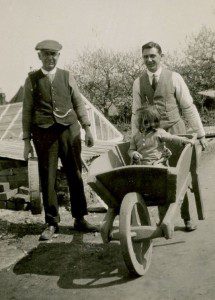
[0,219,44,237]
[13,230,135,289]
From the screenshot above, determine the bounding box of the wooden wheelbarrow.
[87,134,205,276]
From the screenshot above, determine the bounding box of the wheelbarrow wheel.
[119,192,153,276]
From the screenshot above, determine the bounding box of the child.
[129,105,195,225]
[128,106,194,166]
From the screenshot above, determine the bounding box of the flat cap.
[35,40,62,51]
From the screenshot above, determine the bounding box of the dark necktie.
[151,74,158,91]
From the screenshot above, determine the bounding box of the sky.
[0,0,215,101]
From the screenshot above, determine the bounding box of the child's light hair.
[135,105,161,132]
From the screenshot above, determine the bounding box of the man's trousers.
[32,123,88,225]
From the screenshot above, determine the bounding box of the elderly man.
[131,41,207,231]
[22,40,98,240]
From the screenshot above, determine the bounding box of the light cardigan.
[128,128,187,165]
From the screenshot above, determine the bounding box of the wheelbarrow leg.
[100,208,118,243]
[161,202,180,239]
[191,144,205,220]
[161,189,191,239]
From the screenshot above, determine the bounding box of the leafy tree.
[66,48,143,118]
[66,26,215,126]
[165,26,215,110]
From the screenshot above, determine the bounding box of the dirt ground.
[0,141,215,300]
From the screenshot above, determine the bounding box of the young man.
[131,41,207,231]
[22,40,98,240]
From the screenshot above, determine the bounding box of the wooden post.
[191,144,205,220]
[28,157,42,214]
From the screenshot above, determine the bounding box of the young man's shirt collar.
[147,67,162,79]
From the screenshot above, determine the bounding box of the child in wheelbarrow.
[128,105,195,228]
[128,105,194,166]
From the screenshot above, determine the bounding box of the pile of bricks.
[0,168,103,213]
[0,183,30,211]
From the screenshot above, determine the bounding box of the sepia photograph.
[0,0,215,299]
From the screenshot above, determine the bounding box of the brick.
[16,199,28,211]
[14,193,30,202]
[0,189,18,201]
[0,182,10,192]
[0,167,28,189]
[18,186,29,195]
[0,200,7,209]
[6,199,16,210]
[11,193,30,211]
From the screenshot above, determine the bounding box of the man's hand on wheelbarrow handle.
[198,136,207,151]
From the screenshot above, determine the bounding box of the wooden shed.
[0,94,124,212]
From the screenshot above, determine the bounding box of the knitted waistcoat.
[29,68,78,127]
[139,69,181,129]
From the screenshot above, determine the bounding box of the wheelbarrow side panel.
[88,148,124,178]
[89,166,170,208]
[88,175,120,209]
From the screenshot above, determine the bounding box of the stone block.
[14,193,30,202]
[0,182,10,192]
[0,189,18,201]
[0,200,6,209]
[6,198,16,210]
[13,193,30,210]
[18,186,29,195]
[16,201,28,211]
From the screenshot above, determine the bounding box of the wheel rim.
[119,192,152,276]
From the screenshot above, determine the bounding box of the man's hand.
[23,140,34,160]
[182,137,195,146]
[84,126,94,147]
[199,136,207,151]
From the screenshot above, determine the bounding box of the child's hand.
[132,151,143,161]
[182,138,195,146]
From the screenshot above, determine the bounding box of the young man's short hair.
[142,42,162,55]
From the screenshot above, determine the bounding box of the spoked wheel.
[119,192,153,276]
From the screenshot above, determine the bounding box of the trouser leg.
[59,125,88,219]
[33,126,60,225]
[168,123,191,222]
[180,193,190,221]
[158,195,191,223]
